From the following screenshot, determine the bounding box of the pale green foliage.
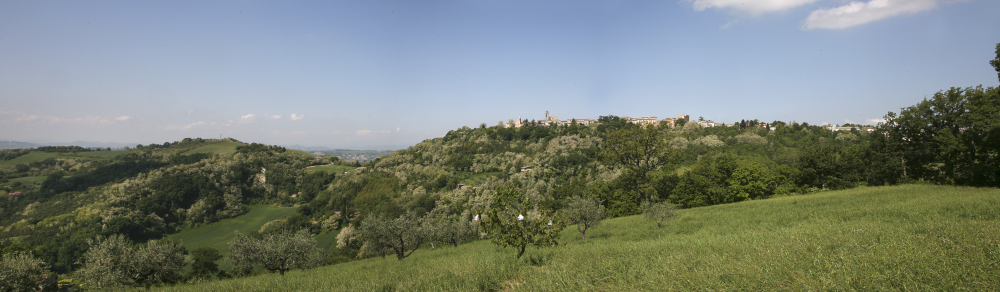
[426,214,479,248]
[693,135,725,147]
[641,200,677,228]
[563,196,604,239]
[356,212,428,260]
[228,229,323,276]
[734,133,768,145]
[0,252,49,292]
[669,137,689,149]
[478,185,565,259]
[835,132,858,141]
[76,235,187,289]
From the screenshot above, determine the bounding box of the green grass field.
[460,172,504,186]
[304,164,357,174]
[159,185,1000,291]
[168,206,298,270]
[0,152,59,166]
[71,151,128,158]
[8,175,46,186]
[181,142,246,156]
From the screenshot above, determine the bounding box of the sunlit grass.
[168,205,298,271]
[304,164,356,174]
[181,142,245,155]
[159,185,1000,291]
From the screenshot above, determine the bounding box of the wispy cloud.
[115,116,132,121]
[687,0,820,15]
[867,118,887,125]
[264,114,282,120]
[238,114,255,123]
[803,0,939,30]
[356,129,390,135]
[290,113,304,121]
[165,121,205,130]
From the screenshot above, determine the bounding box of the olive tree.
[356,211,428,260]
[228,229,323,276]
[478,184,565,259]
[76,235,188,290]
[427,214,479,248]
[641,200,677,228]
[0,252,49,292]
[563,196,604,240]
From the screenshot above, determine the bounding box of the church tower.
[545,111,549,121]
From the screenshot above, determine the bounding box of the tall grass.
[159,185,1000,291]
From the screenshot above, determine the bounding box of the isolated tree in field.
[478,185,565,259]
[0,252,49,292]
[600,124,675,199]
[563,196,604,240]
[641,200,677,228]
[77,235,187,290]
[228,229,322,276]
[356,211,428,260]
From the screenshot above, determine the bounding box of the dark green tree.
[188,246,223,279]
[991,43,1000,84]
[600,125,675,201]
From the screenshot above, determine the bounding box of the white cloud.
[290,113,304,121]
[355,129,390,135]
[264,114,282,120]
[166,121,205,130]
[687,0,820,15]
[115,116,132,121]
[396,127,400,133]
[238,114,255,123]
[803,0,939,30]
[867,118,887,125]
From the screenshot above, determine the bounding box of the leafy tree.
[228,229,322,276]
[991,43,1000,84]
[188,246,223,280]
[600,125,675,201]
[478,185,565,259]
[882,86,1000,186]
[76,235,187,290]
[0,251,49,292]
[427,214,478,248]
[726,159,774,201]
[356,211,427,260]
[563,196,604,239]
[641,200,677,228]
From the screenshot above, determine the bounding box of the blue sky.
[2,0,998,149]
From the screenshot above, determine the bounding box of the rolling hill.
[158,185,1000,291]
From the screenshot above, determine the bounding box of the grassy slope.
[160,185,1000,291]
[304,164,356,174]
[168,206,298,269]
[9,175,46,186]
[181,142,246,155]
[0,152,59,166]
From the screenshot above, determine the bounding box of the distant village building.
[8,192,21,196]
[520,166,533,172]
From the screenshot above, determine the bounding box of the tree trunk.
[516,245,526,259]
[578,224,587,240]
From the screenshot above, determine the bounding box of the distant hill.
[0,140,43,149]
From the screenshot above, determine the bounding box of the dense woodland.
[1,79,998,289]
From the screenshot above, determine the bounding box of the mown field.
[181,142,246,155]
[0,152,59,166]
[304,164,357,174]
[168,206,299,270]
[158,185,1000,291]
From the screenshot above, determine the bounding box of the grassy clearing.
[159,185,1000,291]
[0,152,59,165]
[460,172,504,186]
[168,206,298,270]
[304,164,356,174]
[8,176,47,186]
[181,142,245,156]
[71,151,127,158]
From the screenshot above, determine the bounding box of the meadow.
[304,164,357,174]
[168,206,299,270]
[158,184,1000,291]
[181,142,245,155]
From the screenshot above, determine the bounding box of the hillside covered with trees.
[1,80,998,289]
